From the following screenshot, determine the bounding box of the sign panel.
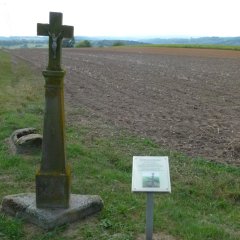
[132,156,171,193]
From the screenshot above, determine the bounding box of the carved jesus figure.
[48,31,62,59]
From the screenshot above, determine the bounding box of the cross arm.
[61,25,74,39]
[37,23,49,36]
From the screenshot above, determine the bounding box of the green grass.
[0,215,23,240]
[0,49,239,240]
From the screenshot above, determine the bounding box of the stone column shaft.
[36,70,70,208]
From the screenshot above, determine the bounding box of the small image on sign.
[142,172,160,188]
[132,156,171,193]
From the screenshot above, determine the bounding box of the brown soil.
[9,47,240,166]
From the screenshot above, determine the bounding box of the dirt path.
[9,47,240,166]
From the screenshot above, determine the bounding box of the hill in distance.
[1,36,240,48]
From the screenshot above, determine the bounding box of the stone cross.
[1,12,103,229]
[36,12,73,208]
[37,12,73,71]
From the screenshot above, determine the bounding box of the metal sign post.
[146,192,154,240]
[132,156,171,240]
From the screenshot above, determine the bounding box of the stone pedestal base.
[1,193,103,230]
[36,167,71,208]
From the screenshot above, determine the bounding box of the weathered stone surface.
[1,193,103,230]
[36,166,71,208]
[16,134,42,146]
[36,13,74,208]
[9,128,42,154]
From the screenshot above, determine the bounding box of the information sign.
[132,156,171,193]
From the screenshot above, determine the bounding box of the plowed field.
[9,47,240,166]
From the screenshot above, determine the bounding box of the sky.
[1,0,240,38]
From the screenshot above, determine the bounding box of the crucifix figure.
[37,12,73,70]
[48,31,62,59]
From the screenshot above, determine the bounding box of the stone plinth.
[1,193,103,230]
[36,166,71,208]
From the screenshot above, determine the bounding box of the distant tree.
[62,37,75,48]
[112,41,125,46]
[75,40,92,48]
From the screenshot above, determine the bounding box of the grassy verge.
[0,49,239,240]
[138,44,240,51]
